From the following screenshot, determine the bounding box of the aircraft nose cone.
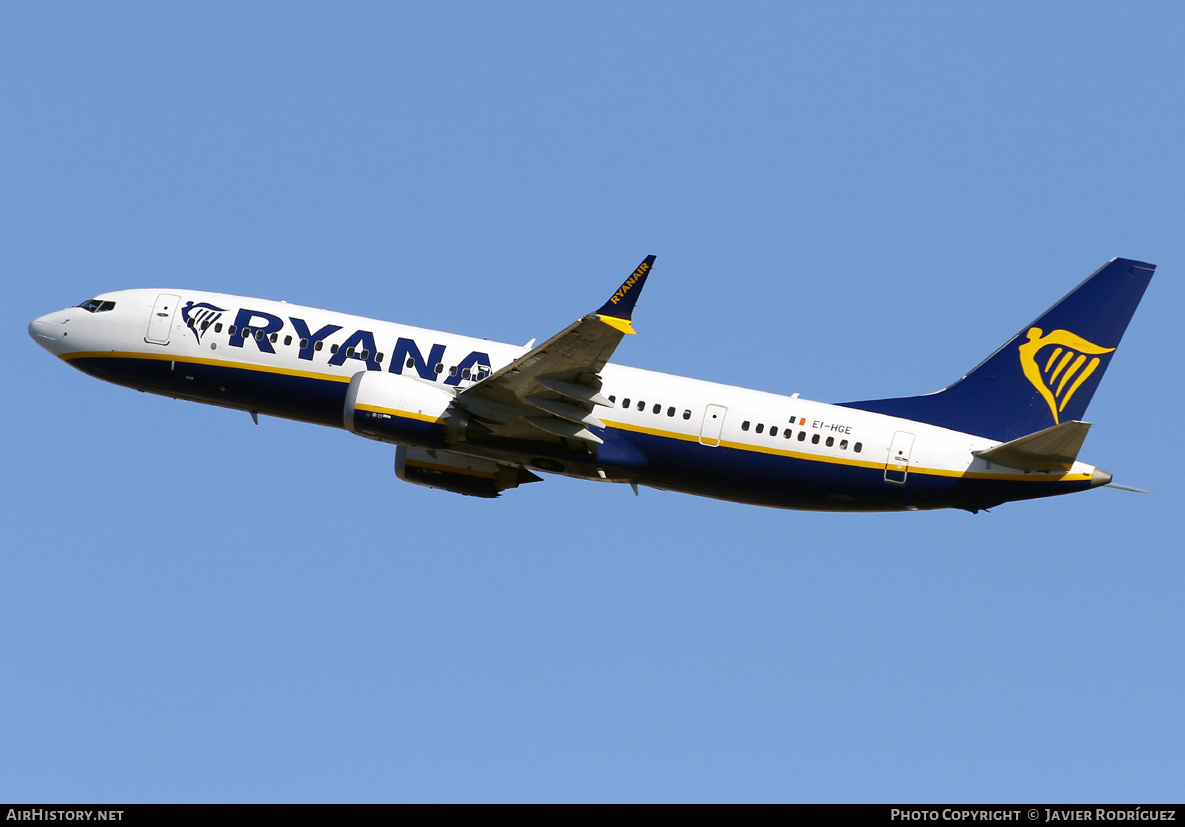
[28,310,70,354]
[1090,467,1113,488]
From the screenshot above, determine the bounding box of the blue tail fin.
[839,258,1156,441]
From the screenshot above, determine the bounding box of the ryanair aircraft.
[28,256,1154,512]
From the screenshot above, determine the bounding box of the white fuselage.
[29,288,1107,511]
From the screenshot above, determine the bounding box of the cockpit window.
[77,299,116,313]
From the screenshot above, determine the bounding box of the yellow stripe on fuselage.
[602,418,1088,482]
[601,418,701,444]
[68,350,438,424]
[62,350,353,384]
[66,352,1089,484]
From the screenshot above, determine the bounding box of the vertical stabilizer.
[839,258,1156,441]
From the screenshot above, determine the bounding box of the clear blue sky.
[3,2,1182,802]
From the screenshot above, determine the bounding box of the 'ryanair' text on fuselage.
[220,307,492,386]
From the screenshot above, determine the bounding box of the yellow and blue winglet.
[593,254,655,335]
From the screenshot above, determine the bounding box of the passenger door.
[145,293,181,345]
[884,430,915,484]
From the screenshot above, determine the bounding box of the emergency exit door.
[699,404,727,447]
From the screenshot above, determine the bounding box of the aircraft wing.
[455,255,654,445]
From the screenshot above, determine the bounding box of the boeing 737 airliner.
[29,256,1155,512]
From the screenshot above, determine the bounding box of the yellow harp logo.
[1018,327,1114,424]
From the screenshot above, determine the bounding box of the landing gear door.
[699,404,727,447]
[884,430,915,484]
[145,293,181,345]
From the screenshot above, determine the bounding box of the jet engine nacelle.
[395,445,543,498]
[344,371,465,448]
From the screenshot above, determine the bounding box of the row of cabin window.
[606,395,693,420]
[190,319,488,379]
[741,419,862,452]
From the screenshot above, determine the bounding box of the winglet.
[594,255,655,334]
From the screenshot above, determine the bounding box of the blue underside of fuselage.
[71,355,1094,511]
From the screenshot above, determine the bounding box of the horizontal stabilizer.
[972,420,1090,472]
